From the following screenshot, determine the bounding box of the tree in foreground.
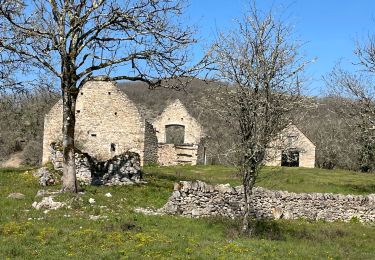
[0,0,205,192]
[210,4,307,233]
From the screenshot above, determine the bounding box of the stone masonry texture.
[42,82,205,167]
[42,81,150,165]
[161,181,375,222]
[153,99,203,144]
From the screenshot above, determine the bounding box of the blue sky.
[186,0,375,95]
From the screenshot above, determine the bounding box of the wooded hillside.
[0,78,364,171]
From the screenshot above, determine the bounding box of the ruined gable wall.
[153,100,203,144]
[291,125,315,168]
[42,81,146,165]
[153,100,203,166]
[75,81,145,162]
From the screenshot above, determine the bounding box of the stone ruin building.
[264,124,316,168]
[153,99,204,166]
[43,80,315,169]
[42,80,204,167]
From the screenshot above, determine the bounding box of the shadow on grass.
[221,218,349,242]
[342,184,375,194]
[102,220,142,233]
[144,172,201,186]
[250,220,286,240]
[0,167,36,174]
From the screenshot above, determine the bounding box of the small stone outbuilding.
[153,99,204,166]
[264,124,316,168]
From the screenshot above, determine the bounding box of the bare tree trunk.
[242,164,256,234]
[61,79,79,192]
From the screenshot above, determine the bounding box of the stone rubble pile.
[33,167,56,186]
[74,153,94,185]
[97,152,143,186]
[32,196,65,211]
[160,181,375,222]
[49,143,143,186]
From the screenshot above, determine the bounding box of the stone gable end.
[265,124,316,168]
[152,99,204,144]
[42,81,148,165]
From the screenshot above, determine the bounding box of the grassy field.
[144,165,375,194]
[0,166,374,259]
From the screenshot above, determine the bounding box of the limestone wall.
[49,143,142,186]
[157,144,178,166]
[161,181,375,222]
[42,81,147,165]
[143,121,158,165]
[153,99,203,166]
[42,100,63,164]
[157,144,199,166]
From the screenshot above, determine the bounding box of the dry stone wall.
[161,181,375,222]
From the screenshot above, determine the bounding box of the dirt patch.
[1,152,23,168]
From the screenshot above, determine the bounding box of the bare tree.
[0,0,206,192]
[0,45,24,92]
[210,4,307,233]
[298,97,358,170]
[325,32,375,173]
[326,65,375,172]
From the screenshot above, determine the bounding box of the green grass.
[1,166,375,259]
[145,165,375,195]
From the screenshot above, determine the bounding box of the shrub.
[21,140,42,166]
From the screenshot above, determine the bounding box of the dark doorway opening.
[281,150,299,167]
[165,124,185,145]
